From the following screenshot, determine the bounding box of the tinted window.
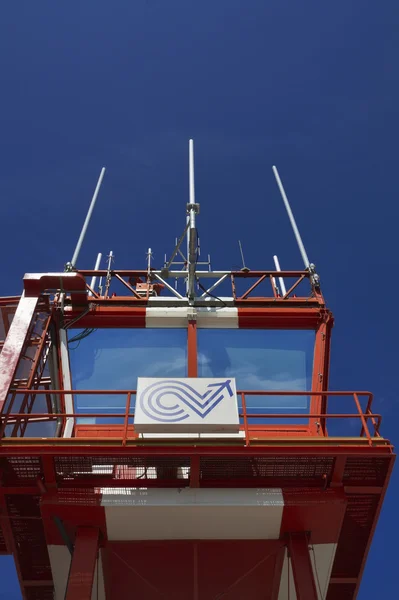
[198,329,314,424]
[69,328,187,423]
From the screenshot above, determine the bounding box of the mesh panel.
[331,494,379,578]
[343,457,390,486]
[200,456,334,486]
[58,488,102,505]
[0,456,42,485]
[6,494,41,518]
[7,495,52,582]
[54,455,191,483]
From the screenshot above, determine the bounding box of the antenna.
[104,250,114,297]
[272,166,320,288]
[187,139,199,300]
[67,167,106,270]
[147,248,153,275]
[272,166,310,269]
[273,255,287,296]
[238,240,250,272]
[89,253,102,296]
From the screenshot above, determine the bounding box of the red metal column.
[288,533,318,600]
[187,319,197,377]
[310,317,330,435]
[65,527,99,600]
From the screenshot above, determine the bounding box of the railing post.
[241,392,250,446]
[353,393,372,445]
[122,392,131,447]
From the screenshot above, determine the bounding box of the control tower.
[0,142,394,599]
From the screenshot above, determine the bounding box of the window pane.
[197,329,315,425]
[69,329,187,423]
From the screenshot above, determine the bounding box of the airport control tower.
[0,141,394,599]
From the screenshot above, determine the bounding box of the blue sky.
[0,1,398,597]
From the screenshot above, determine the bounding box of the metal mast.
[68,167,106,269]
[187,139,199,301]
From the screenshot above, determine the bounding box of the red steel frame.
[0,271,395,600]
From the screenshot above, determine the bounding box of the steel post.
[65,527,99,600]
[288,533,318,600]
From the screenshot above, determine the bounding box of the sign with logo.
[134,378,239,433]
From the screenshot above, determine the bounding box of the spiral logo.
[138,379,234,423]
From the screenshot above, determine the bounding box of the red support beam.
[288,533,318,600]
[0,294,38,413]
[65,527,100,600]
[190,455,200,487]
[187,319,197,377]
[270,545,286,600]
[310,317,332,435]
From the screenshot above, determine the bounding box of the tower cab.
[0,142,394,600]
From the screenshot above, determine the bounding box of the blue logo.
[138,379,234,423]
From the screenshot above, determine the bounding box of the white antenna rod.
[89,253,102,295]
[70,167,106,268]
[272,166,310,269]
[147,248,152,275]
[189,138,195,206]
[104,250,113,297]
[273,255,287,296]
[187,139,197,300]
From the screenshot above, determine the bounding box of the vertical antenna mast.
[68,167,106,269]
[187,139,198,300]
[147,248,152,276]
[104,250,114,297]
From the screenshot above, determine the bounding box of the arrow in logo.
[200,379,234,409]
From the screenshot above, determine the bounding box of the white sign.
[134,378,239,433]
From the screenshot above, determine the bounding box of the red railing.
[1,390,382,446]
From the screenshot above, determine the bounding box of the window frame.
[186,320,330,436]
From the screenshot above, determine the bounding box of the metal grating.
[54,455,191,482]
[331,494,379,579]
[327,583,357,600]
[343,457,390,486]
[0,456,42,485]
[200,456,334,486]
[6,494,41,518]
[6,495,53,582]
[58,488,101,505]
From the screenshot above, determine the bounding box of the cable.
[68,328,97,344]
[197,281,227,307]
[63,306,91,330]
